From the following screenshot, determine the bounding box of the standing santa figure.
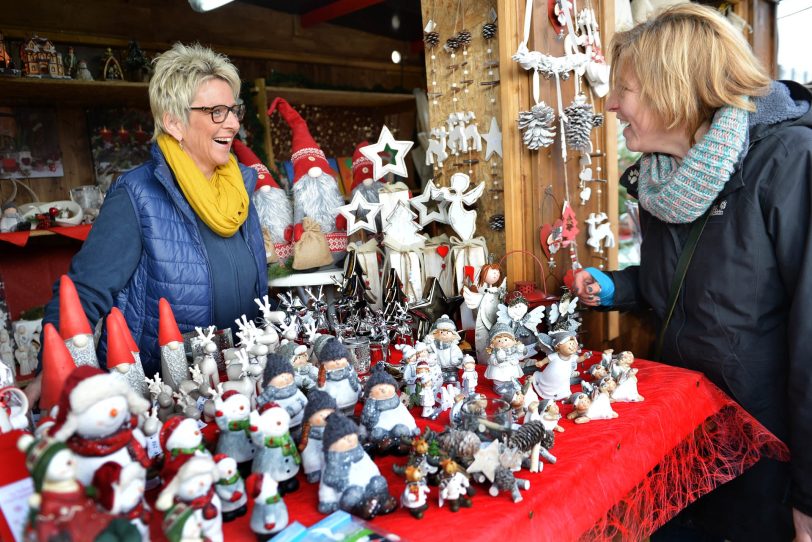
[92,461,151,540]
[350,140,382,204]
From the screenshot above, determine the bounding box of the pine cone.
[507,421,547,452]
[482,22,497,40]
[488,214,505,231]
[517,102,556,150]
[444,35,460,52]
[424,31,440,49]
[564,100,598,152]
[456,29,472,47]
[437,429,481,462]
[593,113,605,128]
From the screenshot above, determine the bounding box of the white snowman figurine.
[92,461,151,540]
[214,389,255,466]
[159,416,212,484]
[50,366,150,486]
[58,275,100,368]
[250,402,301,495]
[213,454,248,522]
[247,472,289,541]
[157,456,223,542]
[162,502,206,542]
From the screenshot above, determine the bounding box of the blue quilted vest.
[104,143,268,376]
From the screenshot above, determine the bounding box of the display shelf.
[264,86,415,111]
[0,77,149,108]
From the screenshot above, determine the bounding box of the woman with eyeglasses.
[28,43,267,401]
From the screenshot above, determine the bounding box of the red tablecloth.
[1,359,788,542]
[0,224,92,247]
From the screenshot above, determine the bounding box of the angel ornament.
[463,263,506,364]
[433,173,485,241]
[484,323,526,396]
[532,330,590,401]
[495,292,545,359]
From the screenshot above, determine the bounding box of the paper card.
[196,396,207,412]
[196,419,208,430]
[0,477,34,542]
[146,433,162,459]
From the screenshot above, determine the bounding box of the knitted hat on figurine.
[16,433,69,492]
[40,323,76,411]
[232,138,281,190]
[363,364,397,396]
[488,322,515,342]
[50,366,150,441]
[432,314,457,332]
[395,343,417,361]
[158,298,184,347]
[322,412,359,451]
[268,98,334,184]
[262,353,294,385]
[58,274,92,339]
[276,341,299,361]
[318,338,349,364]
[351,141,374,191]
[303,389,336,421]
[504,291,528,307]
[549,329,577,347]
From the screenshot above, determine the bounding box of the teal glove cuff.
[584,267,615,306]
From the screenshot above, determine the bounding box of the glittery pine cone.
[593,113,605,128]
[488,214,505,231]
[444,35,460,52]
[517,102,556,150]
[564,101,598,152]
[482,22,497,40]
[424,31,440,49]
[507,421,553,452]
[456,29,472,47]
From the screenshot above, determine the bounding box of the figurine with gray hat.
[484,323,526,396]
[257,353,308,436]
[316,337,361,414]
[360,364,419,454]
[424,314,464,384]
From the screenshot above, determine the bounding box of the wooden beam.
[301,0,385,28]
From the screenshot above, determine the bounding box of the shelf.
[0,77,149,108]
[264,86,415,111]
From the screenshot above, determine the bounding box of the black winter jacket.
[608,81,812,516]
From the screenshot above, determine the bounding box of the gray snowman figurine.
[249,402,301,495]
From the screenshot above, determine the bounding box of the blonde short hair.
[609,4,770,138]
[149,42,241,140]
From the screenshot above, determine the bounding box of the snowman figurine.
[159,415,212,484]
[58,274,100,368]
[298,389,337,483]
[315,338,361,414]
[247,472,289,541]
[250,402,301,495]
[214,389,255,473]
[213,454,248,522]
[157,456,223,542]
[49,366,151,486]
[92,461,151,540]
[257,353,308,438]
[162,502,206,542]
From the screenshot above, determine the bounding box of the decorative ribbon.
[449,236,488,293]
[347,239,385,308]
[170,443,206,459]
[378,181,411,193]
[383,235,427,302]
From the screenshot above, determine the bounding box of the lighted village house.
[21,35,65,78]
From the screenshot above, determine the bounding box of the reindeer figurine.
[446,112,468,156]
[462,111,483,152]
[194,326,220,388]
[585,212,616,254]
[223,349,260,408]
[426,127,449,168]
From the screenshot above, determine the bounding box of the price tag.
[196,419,208,430]
[146,433,162,459]
[196,396,207,412]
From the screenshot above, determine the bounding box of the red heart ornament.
[436,245,450,259]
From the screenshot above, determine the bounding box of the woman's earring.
[179,139,184,151]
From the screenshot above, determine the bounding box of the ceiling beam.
[301,0,385,28]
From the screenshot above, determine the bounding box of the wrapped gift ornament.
[377,182,412,227]
[449,236,488,295]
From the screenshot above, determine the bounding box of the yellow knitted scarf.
[157,134,249,237]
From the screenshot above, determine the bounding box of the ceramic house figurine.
[461,354,478,396]
[214,389,255,472]
[49,366,151,486]
[92,461,151,540]
[401,465,431,519]
[257,353,308,437]
[162,502,205,542]
[160,298,192,391]
[247,473,289,541]
[360,364,419,454]
[298,389,337,483]
[249,402,301,495]
[213,454,248,522]
[160,415,212,483]
[315,338,361,414]
[438,459,472,512]
[318,412,398,519]
[532,330,590,401]
[156,456,223,542]
[462,263,506,363]
[58,275,99,368]
[414,361,436,418]
[484,323,526,396]
[424,315,464,384]
[609,350,644,402]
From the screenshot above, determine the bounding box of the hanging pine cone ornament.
[482,22,497,40]
[444,35,460,53]
[456,29,472,48]
[489,214,505,231]
[424,31,440,49]
[518,102,556,150]
[564,95,599,152]
[593,113,605,128]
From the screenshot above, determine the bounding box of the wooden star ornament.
[410,179,449,227]
[360,125,414,181]
[338,190,383,235]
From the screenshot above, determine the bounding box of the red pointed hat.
[110,307,139,353]
[231,139,281,190]
[351,141,375,191]
[159,298,184,347]
[58,275,92,339]
[40,323,76,411]
[267,97,334,183]
[106,309,135,369]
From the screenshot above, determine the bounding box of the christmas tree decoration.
[360,126,414,181]
[517,103,556,150]
[383,201,426,303]
[433,172,485,242]
[338,190,383,236]
[410,179,450,227]
[481,117,503,161]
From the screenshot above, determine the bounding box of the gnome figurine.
[213,454,248,522]
[160,415,212,484]
[48,366,151,486]
[257,353,308,437]
[247,473,289,541]
[316,338,361,414]
[160,298,191,391]
[214,390,255,471]
[318,412,398,519]
[58,274,99,368]
[92,461,151,540]
[157,456,223,542]
[360,364,419,454]
[249,402,301,495]
[425,315,464,384]
[298,389,337,483]
[106,307,149,398]
[40,323,77,412]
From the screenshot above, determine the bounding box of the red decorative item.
[99,126,113,143]
[561,202,579,242]
[436,245,450,259]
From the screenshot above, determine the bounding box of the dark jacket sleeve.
[605,266,647,312]
[39,187,142,370]
[760,131,812,516]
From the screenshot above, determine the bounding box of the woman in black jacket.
[573,4,812,541]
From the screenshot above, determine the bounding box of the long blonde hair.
[609,4,770,140]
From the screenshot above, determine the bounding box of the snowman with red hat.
[213,387,255,469]
[159,298,191,391]
[156,455,223,542]
[246,472,289,541]
[49,365,151,486]
[213,454,248,522]
[58,274,99,368]
[249,401,301,495]
[92,461,151,540]
[159,414,212,483]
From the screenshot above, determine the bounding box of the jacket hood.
[749,80,812,142]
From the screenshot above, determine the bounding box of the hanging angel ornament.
[433,173,485,242]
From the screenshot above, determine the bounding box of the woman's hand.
[23,373,42,412]
[794,508,812,542]
[572,269,602,307]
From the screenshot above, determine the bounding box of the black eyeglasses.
[189,103,246,123]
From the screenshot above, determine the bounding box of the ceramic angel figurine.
[532,330,590,400]
[156,456,223,542]
[213,389,255,473]
[360,364,419,454]
[247,473,289,541]
[608,350,644,402]
[257,353,308,437]
[318,412,398,519]
[315,338,361,414]
[401,465,431,519]
[462,263,506,364]
[298,389,337,483]
[567,379,618,424]
[424,315,464,384]
[460,354,478,396]
[92,461,151,540]
[438,459,473,511]
[414,361,436,418]
[495,292,544,358]
[484,323,526,396]
[250,402,301,495]
[527,398,565,432]
[213,454,248,522]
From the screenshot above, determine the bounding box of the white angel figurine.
[462,263,506,364]
[432,172,485,241]
[495,292,545,359]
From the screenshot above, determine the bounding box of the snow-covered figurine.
[213,390,255,474]
[360,364,419,454]
[257,353,308,436]
[415,361,436,418]
[92,461,151,540]
[58,275,99,368]
[318,413,398,519]
[159,298,191,391]
[461,355,478,396]
[247,473,289,541]
[193,326,220,389]
[213,454,247,522]
[484,323,526,396]
[608,350,644,402]
[49,366,151,486]
[316,338,361,414]
[156,456,223,542]
[527,399,565,433]
[299,389,337,483]
[438,459,472,512]
[278,342,317,392]
[532,330,590,400]
[424,315,464,384]
[495,292,544,358]
[401,465,430,519]
[159,415,212,484]
[462,263,506,364]
[250,402,301,495]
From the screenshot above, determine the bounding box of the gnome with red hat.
[232,139,294,263]
[39,323,76,412]
[159,298,192,391]
[92,461,151,540]
[159,414,212,484]
[58,274,99,369]
[249,401,300,495]
[350,140,383,204]
[49,365,151,486]
[106,307,149,398]
[213,388,255,469]
[213,453,248,522]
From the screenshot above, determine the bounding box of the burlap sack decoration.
[262,227,279,264]
[293,217,333,270]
